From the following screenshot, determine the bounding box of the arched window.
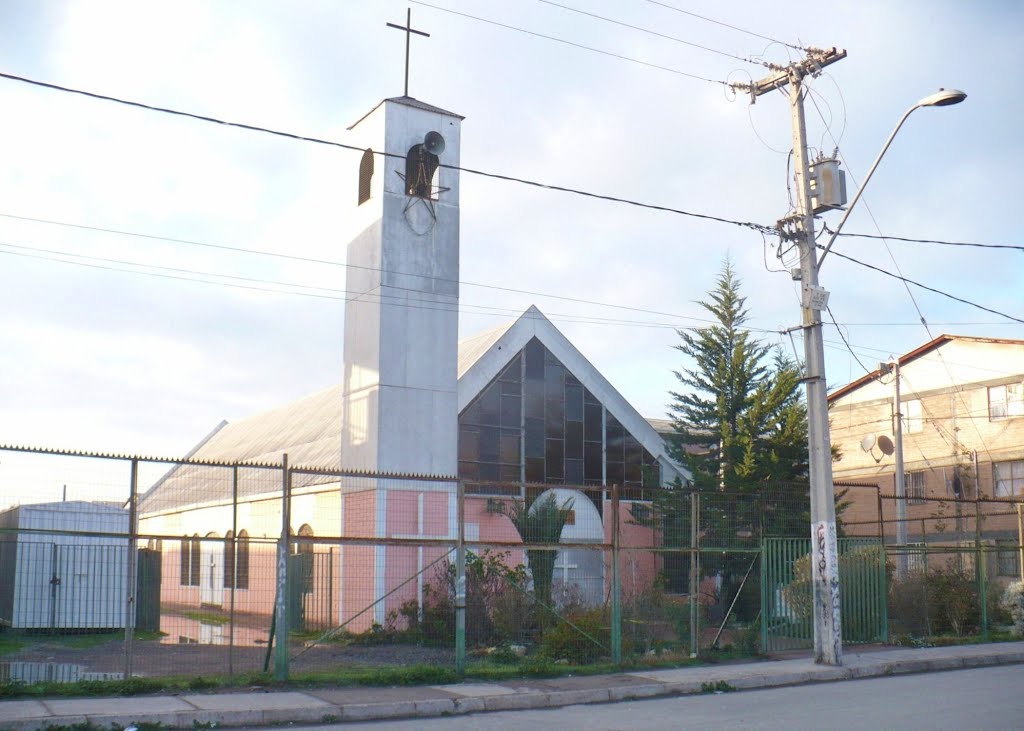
[189,533,201,587]
[236,530,250,590]
[224,530,235,589]
[297,524,314,556]
[295,524,315,595]
[179,535,190,586]
[404,143,439,199]
[358,148,374,205]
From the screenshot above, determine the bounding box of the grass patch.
[0,629,164,656]
[181,611,230,626]
[0,635,28,655]
[0,652,710,700]
[890,630,1019,648]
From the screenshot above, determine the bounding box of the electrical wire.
[0,71,772,234]
[822,247,1024,325]
[641,0,808,52]
[537,0,773,68]
[0,212,781,328]
[0,237,798,335]
[823,226,1024,252]
[406,1,729,85]
[2,210,1010,335]
[826,305,872,375]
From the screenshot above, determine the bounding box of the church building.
[137,94,688,631]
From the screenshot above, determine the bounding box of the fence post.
[275,454,291,681]
[973,495,988,637]
[610,484,622,664]
[1018,503,1023,579]
[123,458,139,681]
[455,480,466,676]
[689,491,699,657]
[229,464,238,676]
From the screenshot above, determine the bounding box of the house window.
[989,383,1024,420]
[180,534,201,586]
[900,399,923,433]
[996,539,1021,578]
[994,460,1024,498]
[905,471,926,504]
[906,542,926,574]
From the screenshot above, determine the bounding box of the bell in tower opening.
[404,130,445,199]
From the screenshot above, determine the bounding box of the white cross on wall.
[553,552,577,583]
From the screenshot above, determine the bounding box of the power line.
[824,226,1024,252]
[823,247,1024,325]
[0,71,771,234]
[3,210,1016,337]
[0,237,793,335]
[0,211,776,328]
[826,305,872,375]
[537,0,772,68]
[407,1,729,85]
[641,0,807,52]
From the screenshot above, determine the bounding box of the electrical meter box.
[809,158,847,214]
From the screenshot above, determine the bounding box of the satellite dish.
[877,435,895,456]
[860,434,876,453]
[423,131,446,156]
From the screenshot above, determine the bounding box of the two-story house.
[828,335,1024,583]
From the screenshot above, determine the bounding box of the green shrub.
[890,566,981,638]
[538,608,610,665]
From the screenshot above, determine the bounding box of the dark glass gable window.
[458,337,661,499]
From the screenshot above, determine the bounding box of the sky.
[0,0,1021,486]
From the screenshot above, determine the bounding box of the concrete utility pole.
[733,47,846,666]
[883,359,909,577]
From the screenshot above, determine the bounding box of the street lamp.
[818,88,967,265]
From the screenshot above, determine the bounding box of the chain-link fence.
[2,444,1021,687]
[844,492,1024,642]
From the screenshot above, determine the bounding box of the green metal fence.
[762,537,887,652]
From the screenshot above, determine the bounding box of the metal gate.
[762,537,887,652]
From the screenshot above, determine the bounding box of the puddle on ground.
[157,614,270,647]
[0,660,123,684]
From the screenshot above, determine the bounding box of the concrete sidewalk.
[3,642,1024,730]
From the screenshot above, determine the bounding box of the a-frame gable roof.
[139,306,689,514]
[458,306,690,483]
[828,334,1024,403]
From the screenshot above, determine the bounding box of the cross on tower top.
[386,8,430,98]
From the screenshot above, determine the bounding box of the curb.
[3,649,1024,730]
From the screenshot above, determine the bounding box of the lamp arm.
[818,103,922,268]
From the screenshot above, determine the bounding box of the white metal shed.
[0,501,130,630]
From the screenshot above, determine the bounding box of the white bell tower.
[340,97,463,477]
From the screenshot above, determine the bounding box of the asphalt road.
[247,664,1024,730]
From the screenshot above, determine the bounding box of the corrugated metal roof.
[645,418,673,435]
[457,319,515,378]
[140,322,513,513]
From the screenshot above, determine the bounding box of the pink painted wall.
[604,499,660,601]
